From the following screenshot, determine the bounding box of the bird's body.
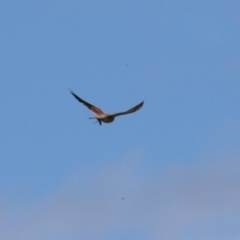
[89,114,115,124]
[97,115,115,123]
[70,90,144,125]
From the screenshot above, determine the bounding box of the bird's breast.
[101,116,114,123]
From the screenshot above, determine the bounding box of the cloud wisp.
[1,154,240,240]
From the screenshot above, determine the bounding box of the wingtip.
[69,89,77,98]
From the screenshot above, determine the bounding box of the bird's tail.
[89,117,101,125]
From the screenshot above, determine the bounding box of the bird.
[70,90,144,125]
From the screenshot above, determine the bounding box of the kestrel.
[70,90,144,125]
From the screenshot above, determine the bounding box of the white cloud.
[1,153,240,240]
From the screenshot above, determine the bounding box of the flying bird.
[70,90,144,125]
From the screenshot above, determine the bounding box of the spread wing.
[110,101,144,118]
[70,90,104,115]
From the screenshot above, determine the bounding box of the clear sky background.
[1,1,240,239]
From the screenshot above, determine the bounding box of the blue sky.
[1,0,240,239]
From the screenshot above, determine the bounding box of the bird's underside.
[70,90,144,125]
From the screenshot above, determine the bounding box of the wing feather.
[70,91,104,115]
[110,101,144,118]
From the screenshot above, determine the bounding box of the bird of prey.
[70,90,144,125]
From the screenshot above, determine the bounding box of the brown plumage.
[70,90,144,125]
